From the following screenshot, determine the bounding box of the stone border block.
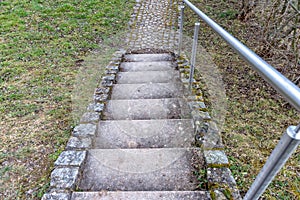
[230,188,242,200]
[208,168,242,200]
[54,151,87,167]
[188,101,207,111]
[94,93,109,103]
[203,133,224,150]
[66,137,92,150]
[42,192,70,200]
[204,150,229,167]
[106,69,118,74]
[87,103,104,113]
[80,112,100,124]
[194,121,225,150]
[72,124,97,138]
[106,65,119,74]
[111,61,121,66]
[195,121,209,134]
[211,189,242,200]
[178,54,239,198]
[207,167,236,187]
[43,50,125,200]
[94,87,110,95]
[211,189,227,200]
[192,110,212,121]
[101,80,113,87]
[50,167,79,189]
[103,75,116,82]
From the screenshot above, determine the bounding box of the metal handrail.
[182,0,300,111]
[180,0,300,199]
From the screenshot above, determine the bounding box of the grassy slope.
[0,0,134,199]
[185,0,299,199]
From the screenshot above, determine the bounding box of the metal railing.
[179,0,300,199]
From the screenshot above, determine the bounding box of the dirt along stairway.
[72,53,210,199]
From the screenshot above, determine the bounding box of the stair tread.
[72,191,211,200]
[103,98,191,120]
[78,148,204,191]
[116,71,180,84]
[120,61,176,72]
[95,119,194,148]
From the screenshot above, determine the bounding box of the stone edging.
[177,54,242,200]
[42,50,125,200]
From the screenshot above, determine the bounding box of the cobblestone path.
[126,0,179,52]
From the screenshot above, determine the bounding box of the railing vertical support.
[189,22,200,91]
[178,5,185,56]
[244,125,300,200]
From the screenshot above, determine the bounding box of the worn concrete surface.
[120,61,175,72]
[103,98,191,120]
[72,191,211,200]
[111,83,184,99]
[116,71,180,84]
[79,148,203,191]
[94,119,194,148]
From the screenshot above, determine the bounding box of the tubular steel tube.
[178,5,185,56]
[183,0,300,112]
[244,125,300,200]
[189,22,200,91]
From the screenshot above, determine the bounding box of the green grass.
[183,0,299,199]
[0,0,135,199]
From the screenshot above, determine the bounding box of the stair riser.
[103,99,191,120]
[111,83,184,100]
[123,54,174,62]
[120,61,176,72]
[116,71,180,84]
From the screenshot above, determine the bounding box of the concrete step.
[124,54,174,62]
[116,71,180,84]
[94,119,194,148]
[72,191,211,200]
[120,61,175,72]
[103,98,191,120]
[111,83,184,100]
[78,148,204,191]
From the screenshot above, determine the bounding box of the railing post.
[244,124,300,200]
[178,5,185,56]
[189,22,200,91]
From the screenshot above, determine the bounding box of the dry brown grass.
[184,0,299,199]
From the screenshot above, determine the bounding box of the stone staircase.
[42,51,241,200]
[72,53,211,199]
[42,0,242,198]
